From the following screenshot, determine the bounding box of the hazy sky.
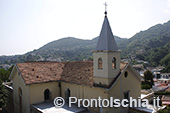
[1,0,170,56]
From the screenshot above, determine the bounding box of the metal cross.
[104,2,108,12]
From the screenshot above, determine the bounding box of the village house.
[8,10,141,113]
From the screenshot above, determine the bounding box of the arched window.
[18,87,22,97]
[112,57,116,69]
[44,89,50,100]
[98,57,103,69]
[65,88,70,101]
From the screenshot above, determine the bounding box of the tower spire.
[104,2,107,16]
[93,4,120,86]
[96,4,118,51]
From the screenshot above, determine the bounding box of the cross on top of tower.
[104,2,107,16]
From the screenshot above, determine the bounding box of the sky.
[0,0,170,56]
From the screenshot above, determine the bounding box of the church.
[8,9,141,113]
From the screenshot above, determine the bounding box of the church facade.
[9,11,141,113]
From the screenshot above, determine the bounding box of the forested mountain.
[0,36,126,63]
[120,20,170,70]
[120,20,170,56]
[1,20,170,72]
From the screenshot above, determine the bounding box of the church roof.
[14,61,128,87]
[16,61,93,86]
[96,15,118,51]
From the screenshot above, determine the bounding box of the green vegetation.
[155,91,170,95]
[0,80,8,109]
[120,20,170,71]
[141,84,151,89]
[0,36,126,63]
[0,66,13,82]
[0,20,170,72]
[0,66,13,110]
[141,70,154,89]
[158,107,170,113]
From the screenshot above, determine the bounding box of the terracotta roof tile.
[16,61,128,87]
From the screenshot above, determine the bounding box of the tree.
[0,80,8,109]
[0,66,13,110]
[136,54,145,60]
[162,64,170,73]
[144,70,154,87]
[0,65,14,82]
[0,69,10,82]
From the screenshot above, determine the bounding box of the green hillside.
[120,20,170,71]
[120,20,170,57]
[28,36,126,61]
[1,20,170,72]
[0,36,126,63]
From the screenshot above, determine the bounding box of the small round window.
[124,71,128,78]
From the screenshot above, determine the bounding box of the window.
[98,58,103,69]
[18,87,22,97]
[112,57,116,69]
[124,91,129,100]
[124,71,128,78]
[124,91,130,105]
[44,89,50,100]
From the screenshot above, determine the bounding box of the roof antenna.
[104,2,107,16]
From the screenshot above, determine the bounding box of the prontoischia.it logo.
[54,96,160,108]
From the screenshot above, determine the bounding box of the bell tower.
[93,6,121,86]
